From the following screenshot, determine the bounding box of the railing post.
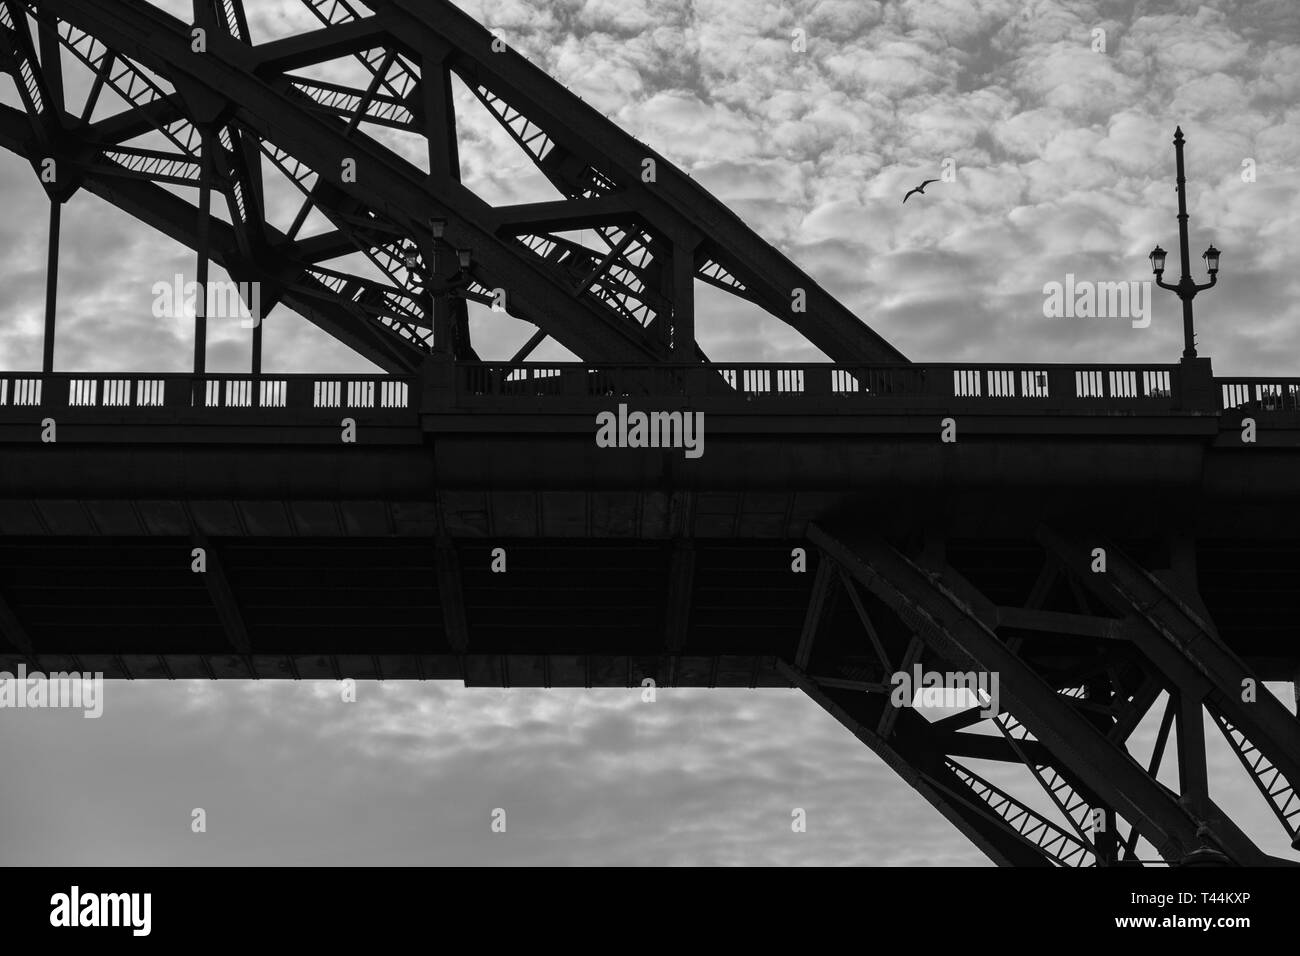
[804,366,831,398]
[42,373,69,409]
[420,356,457,411]
[286,377,314,409]
[163,377,183,409]
[1176,356,1217,412]
[683,365,710,400]
[1048,368,1074,406]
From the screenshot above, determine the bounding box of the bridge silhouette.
[2,0,1299,868]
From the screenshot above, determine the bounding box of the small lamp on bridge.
[457,248,472,270]
[1203,244,1220,275]
[1148,245,1167,275]
[430,217,446,240]
[402,242,419,271]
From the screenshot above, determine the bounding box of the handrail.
[456,362,1184,407]
[0,372,412,410]
[1217,378,1300,413]
[0,366,1294,413]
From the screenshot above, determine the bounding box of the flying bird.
[902,178,940,203]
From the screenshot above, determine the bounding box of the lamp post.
[1150,127,1221,360]
[403,217,472,358]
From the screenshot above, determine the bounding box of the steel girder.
[792,525,1300,866]
[1039,528,1300,851]
[781,659,1091,867]
[0,0,906,370]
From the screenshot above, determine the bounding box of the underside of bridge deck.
[2,530,1295,679]
[2,0,1298,870]
[2,524,1297,866]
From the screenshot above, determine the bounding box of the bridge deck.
[0,362,1297,416]
[1,363,1298,685]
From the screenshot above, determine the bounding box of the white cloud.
[2,0,1298,864]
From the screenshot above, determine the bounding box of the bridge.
[2,0,1299,868]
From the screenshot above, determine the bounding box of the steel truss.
[787,524,1300,866]
[0,0,906,373]
[6,1,1296,869]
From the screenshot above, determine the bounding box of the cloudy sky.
[1,0,1299,865]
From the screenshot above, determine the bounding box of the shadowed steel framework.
[1,0,1298,868]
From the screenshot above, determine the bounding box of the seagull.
[902,178,940,203]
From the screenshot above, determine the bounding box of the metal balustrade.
[457,363,1187,407]
[0,377,43,405]
[1219,379,1300,413]
[0,366,1293,414]
[0,374,413,411]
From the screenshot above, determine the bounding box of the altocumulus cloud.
[0,681,985,865]
[0,0,1297,866]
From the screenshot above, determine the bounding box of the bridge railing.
[456,362,1184,408]
[1218,379,1300,413]
[2,366,1290,415]
[0,373,413,410]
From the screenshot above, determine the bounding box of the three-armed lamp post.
[1149,127,1221,360]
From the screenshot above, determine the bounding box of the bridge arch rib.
[0,0,906,370]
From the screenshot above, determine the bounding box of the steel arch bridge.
[0,0,906,371]
[1,0,1299,868]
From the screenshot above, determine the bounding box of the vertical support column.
[194,125,213,377]
[421,50,457,362]
[671,237,697,361]
[1177,690,1210,821]
[1096,809,1118,866]
[251,316,263,375]
[42,201,60,373]
[37,14,63,376]
[421,50,458,184]
[37,15,64,112]
[430,242,452,358]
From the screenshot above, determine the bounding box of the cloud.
[0,0,1297,865]
[0,681,989,865]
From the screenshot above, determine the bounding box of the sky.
[1,0,1299,866]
